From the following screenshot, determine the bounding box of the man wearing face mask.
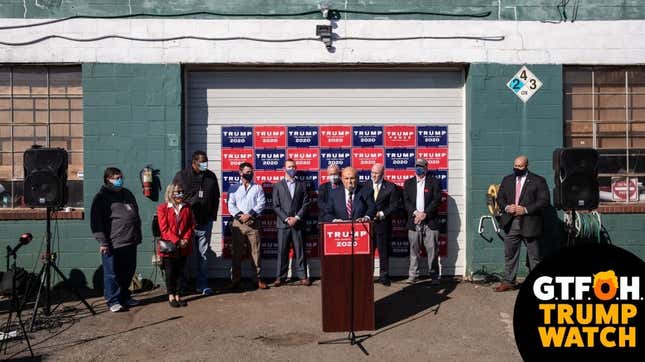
[403,159,442,284]
[91,167,142,312]
[173,150,220,295]
[317,164,341,217]
[272,159,312,287]
[495,155,549,292]
[364,163,401,286]
[227,162,266,290]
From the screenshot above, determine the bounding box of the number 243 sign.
[507,66,543,103]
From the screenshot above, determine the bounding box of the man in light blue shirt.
[227,162,267,290]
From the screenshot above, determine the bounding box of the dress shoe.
[169,300,180,308]
[257,280,269,290]
[300,278,312,286]
[272,280,283,287]
[494,282,516,292]
[379,277,391,287]
[178,300,187,307]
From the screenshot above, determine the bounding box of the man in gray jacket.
[90,167,142,312]
[272,159,312,287]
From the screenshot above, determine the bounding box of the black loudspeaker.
[552,148,599,210]
[23,146,68,208]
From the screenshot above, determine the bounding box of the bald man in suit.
[495,155,550,292]
[321,167,376,223]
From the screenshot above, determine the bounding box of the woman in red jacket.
[157,182,194,307]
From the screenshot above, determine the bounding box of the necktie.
[346,192,353,219]
[515,177,522,205]
[374,183,380,201]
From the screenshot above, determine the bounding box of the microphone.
[8,232,32,256]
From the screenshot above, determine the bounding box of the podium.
[320,221,375,332]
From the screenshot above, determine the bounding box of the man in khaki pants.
[227,162,267,290]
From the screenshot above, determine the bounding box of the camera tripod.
[28,208,96,331]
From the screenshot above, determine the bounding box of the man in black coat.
[173,150,220,295]
[272,159,312,287]
[363,163,401,286]
[402,159,442,284]
[495,155,550,292]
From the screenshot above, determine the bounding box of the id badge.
[198,190,204,198]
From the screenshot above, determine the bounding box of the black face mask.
[241,173,254,182]
[513,168,527,177]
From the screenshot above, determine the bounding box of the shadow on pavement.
[374,279,457,330]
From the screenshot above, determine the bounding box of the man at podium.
[321,167,376,223]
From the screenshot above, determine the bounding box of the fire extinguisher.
[140,165,154,197]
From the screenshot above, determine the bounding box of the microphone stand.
[1,245,34,357]
[318,189,371,355]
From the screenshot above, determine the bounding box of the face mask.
[415,167,426,176]
[172,192,184,200]
[198,162,208,172]
[110,178,123,188]
[242,172,254,182]
[514,168,527,177]
[328,174,340,184]
[286,169,297,178]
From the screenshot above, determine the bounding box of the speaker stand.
[29,208,96,331]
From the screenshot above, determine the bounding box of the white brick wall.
[0,19,643,64]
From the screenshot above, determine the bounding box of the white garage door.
[185,68,466,277]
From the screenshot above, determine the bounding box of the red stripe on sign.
[351,148,385,170]
[416,147,448,169]
[254,126,286,148]
[320,126,352,147]
[384,125,416,147]
[287,148,320,170]
[222,148,254,171]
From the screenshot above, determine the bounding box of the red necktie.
[346,193,353,219]
[515,177,522,205]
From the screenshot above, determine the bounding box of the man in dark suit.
[321,167,376,223]
[317,164,341,216]
[495,155,550,292]
[364,163,401,286]
[403,158,442,284]
[272,159,312,287]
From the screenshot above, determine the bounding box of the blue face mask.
[415,167,426,176]
[173,192,184,200]
[286,169,296,178]
[110,178,123,188]
[199,162,208,171]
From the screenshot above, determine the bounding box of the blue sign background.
[222,171,241,190]
[222,126,253,148]
[352,126,384,147]
[417,126,448,147]
[298,171,320,192]
[385,148,416,169]
[288,126,319,147]
[254,149,286,170]
[319,148,351,169]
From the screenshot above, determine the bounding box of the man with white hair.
[363,163,401,286]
